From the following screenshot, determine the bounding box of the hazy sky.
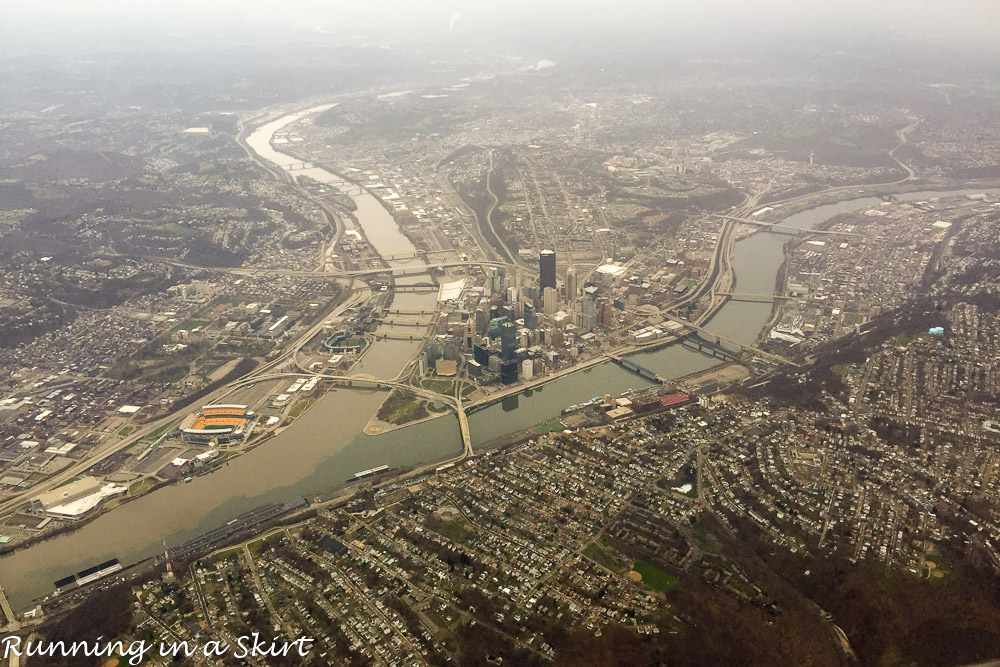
[3,1,999,58]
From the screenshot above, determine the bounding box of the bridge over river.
[233,372,474,459]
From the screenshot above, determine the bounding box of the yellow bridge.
[457,408,473,458]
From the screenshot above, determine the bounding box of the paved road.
[0,285,372,518]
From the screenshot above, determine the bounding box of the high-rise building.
[488,354,502,373]
[500,359,519,385]
[543,286,558,315]
[500,322,518,361]
[426,341,443,366]
[521,358,534,380]
[523,301,537,329]
[473,344,490,366]
[444,338,462,361]
[475,308,489,336]
[488,316,507,340]
[581,293,597,332]
[539,250,556,292]
[565,266,578,301]
[465,318,475,351]
[486,267,501,295]
[599,299,616,327]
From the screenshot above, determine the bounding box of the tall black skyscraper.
[500,321,517,361]
[500,359,519,385]
[539,249,556,292]
[473,344,490,366]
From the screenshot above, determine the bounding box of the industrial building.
[32,476,127,519]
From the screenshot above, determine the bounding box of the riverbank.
[755,181,1000,349]
[363,351,642,435]
[7,95,997,618]
[0,102,446,611]
[673,362,751,393]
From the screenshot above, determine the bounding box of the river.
[1,104,995,609]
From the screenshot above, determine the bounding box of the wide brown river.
[1,104,994,610]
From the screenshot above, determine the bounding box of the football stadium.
[177,404,255,443]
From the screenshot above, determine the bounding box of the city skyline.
[1,2,999,664]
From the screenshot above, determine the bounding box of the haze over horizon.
[3,0,999,61]
[3,1,1000,664]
